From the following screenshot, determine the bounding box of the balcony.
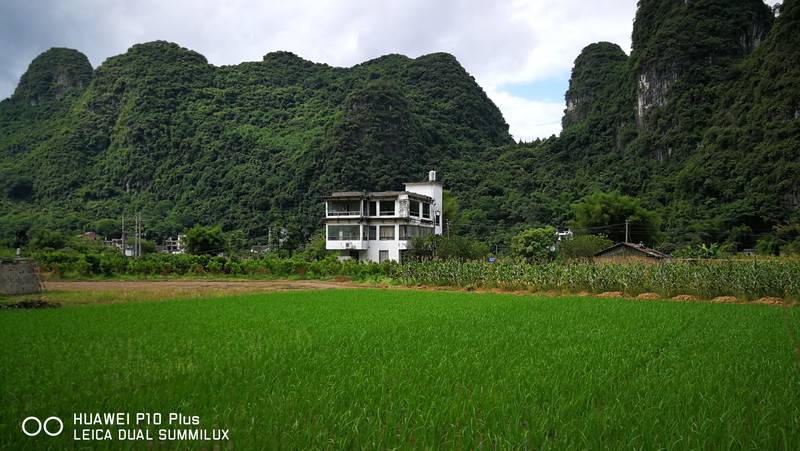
[327,210,362,217]
[325,240,368,250]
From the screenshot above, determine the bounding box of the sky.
[0,0,638,141]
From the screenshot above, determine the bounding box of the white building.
[159,235,186,254]
[324,171,443,263]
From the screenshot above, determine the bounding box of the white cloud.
[487,89,565,141]
[0,0,639,139]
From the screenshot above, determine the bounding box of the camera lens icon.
[22,416,63,437]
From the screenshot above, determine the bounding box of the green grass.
[1,289,799,449]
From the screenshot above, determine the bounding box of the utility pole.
[135,213,139,257]
[625,219,630,244]
[136,212,142,257]
[133,213,138,257]
[121,213,126,257]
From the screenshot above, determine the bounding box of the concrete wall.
[404,182,443,234]
[0,259,42,295]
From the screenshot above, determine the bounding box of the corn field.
[392,260,800,300]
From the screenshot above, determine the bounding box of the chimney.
[428,170,437,182]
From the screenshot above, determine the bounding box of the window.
[379,201,395,216]
[363,226,377,240]
[435,213,440,226]
[410,200,420,217]
[400,225,434,240]
[379,250,389,263]
[369,201,377,216]
[379,225,395,240]
[422,203,431,219]
[327,225,360,240]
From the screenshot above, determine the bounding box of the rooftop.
[595,242,671,259]
[325,190,433,202]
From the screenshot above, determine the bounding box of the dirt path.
[42,279,366,304]
[46,279,361,292]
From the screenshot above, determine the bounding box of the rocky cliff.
[11,48,93,106]
[630,0,773,129]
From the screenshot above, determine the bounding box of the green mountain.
[0,43,509,247]
[1,0,798,252]
[448,0,797,251]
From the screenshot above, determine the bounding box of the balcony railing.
[327,211,362,216]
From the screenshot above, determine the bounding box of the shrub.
[511,227,557,263]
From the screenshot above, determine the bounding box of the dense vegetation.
[24,235,798,301]
[1,0,798,255]
[2,290,798,448]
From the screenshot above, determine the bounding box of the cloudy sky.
[0,0,637,140]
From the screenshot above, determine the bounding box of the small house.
[594,242,670,263]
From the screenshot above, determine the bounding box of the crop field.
[1,289,799,449]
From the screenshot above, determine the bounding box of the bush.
[29,229,66,250]
[407,235,489,262]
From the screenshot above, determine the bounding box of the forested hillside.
[1,0,798,253]
[0,43,510,248]
[448,0,798,252]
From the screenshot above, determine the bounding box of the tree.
[511,227,557,263]
[407,234,488,262]
[184,225,226,255]
[29,229,66,250]
[141,239,156,254]
[302,231,329,261]
[673,243,732,259]
[756,220,800,256]
[557,234,613,260]
[442,190,461,235]
[94,219,119,239]
[571,192,661,245]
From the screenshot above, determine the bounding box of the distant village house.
[594,242,670,263]
[324,171,443,263]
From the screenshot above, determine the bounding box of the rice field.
[1,289,799,449]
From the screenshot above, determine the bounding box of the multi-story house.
[157,235,186,254]
[324,171,443,262]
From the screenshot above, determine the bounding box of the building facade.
[324,171,443,263]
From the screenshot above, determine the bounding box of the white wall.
[404,182,443,234]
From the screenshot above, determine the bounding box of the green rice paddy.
[1,289,799,449]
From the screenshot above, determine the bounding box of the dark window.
[379,201,395,216]
[328,225,360,240]
[328,200,361,216]
[379,226,395,240]
[422,203,430,218]
[369,201,377,216]
[410,200,420,217]
[400,225,434,240]
[364,226,377,240]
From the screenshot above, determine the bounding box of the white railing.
[327,211,362,216]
